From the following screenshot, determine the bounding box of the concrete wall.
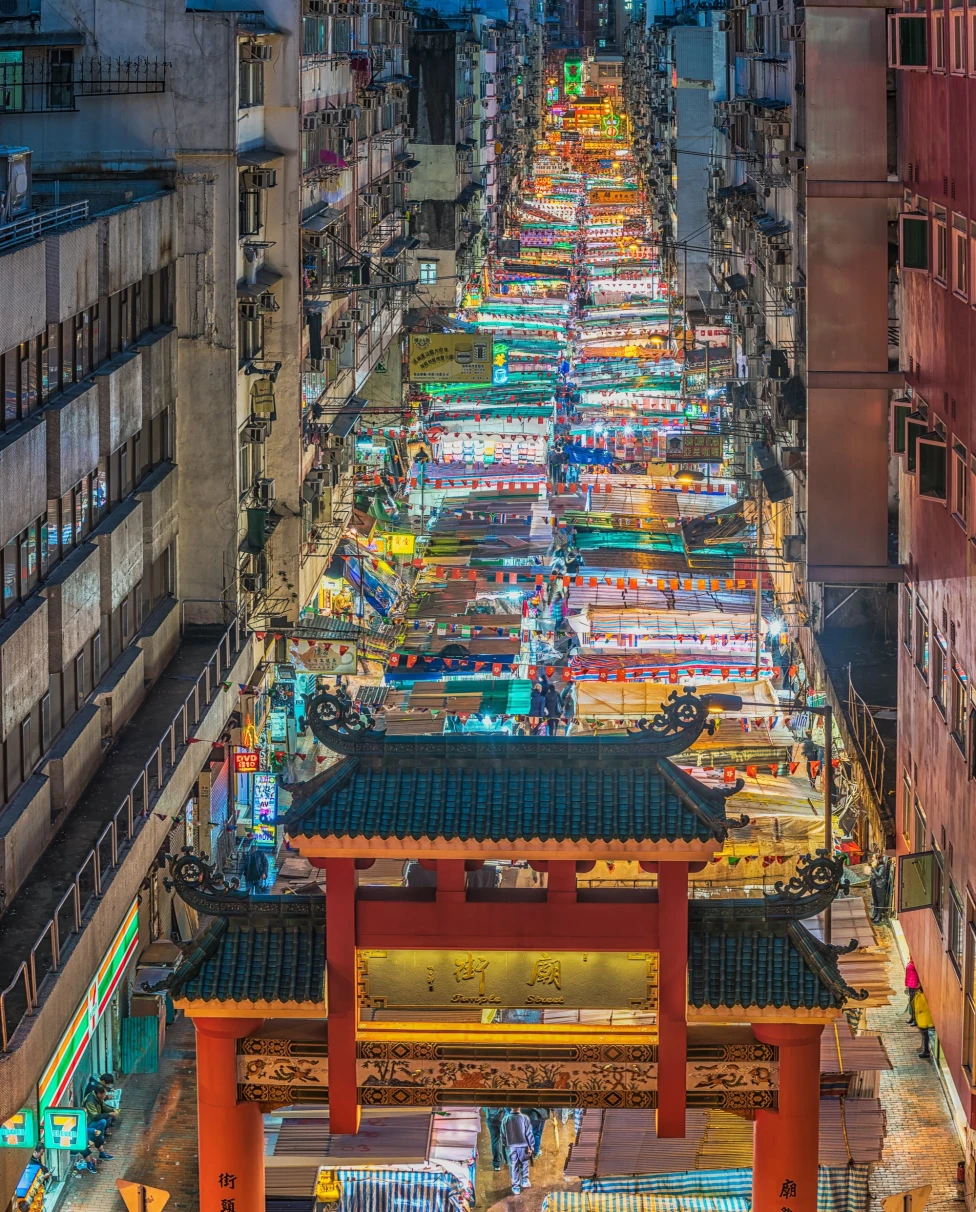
[136,598,180,685]
[0,638,256,1194]
[93,646,146,741]
[897,17,976,1132]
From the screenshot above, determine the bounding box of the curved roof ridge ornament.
[689,851,848,923]
[164,848,323,919]
[785,920,870,1003]
[765,850,846,917]
[306,687,720,759]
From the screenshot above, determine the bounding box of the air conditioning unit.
[305,0,328,13]
[393,169,412,183]
[257,478,276,506]
[780,151,805,172]
[782,534,805,561]
[786,23,804,39]
[309,357,326,371]
[306,467,329,487]
[765,121,790,139]
[729,100,746,115]
[239,299,261,320]
[245,421,270,443]
[341,105,361,121]
[322,109,344,126]
[302,113,322,131]
[242,42,274,61]
[241,168,277,189]
[329,334,344,349]
[304,230,330,250]
[241,570,267,594]
[361,190,380,204]
[347,306,365,321]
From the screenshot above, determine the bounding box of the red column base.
[195,1017,265,1212]
[752,1023,824,1212]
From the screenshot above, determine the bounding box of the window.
[419,261,438,286]
[48,48,74,109]
[952,662,968,752]
[934,628,948,713]
[953,441,969,525]
[0,50,24,112]
[934,842,947,931]
[913,793,927,852]
[933,0,947,69]
[916,600,930,680]
[954,215,968,296]
[239,187,263,238]
[952,5,966,71]
[904,582,914,650]
[1,520,45,618]
[901,212,930,268]
[889,13,928,66]
[74,650,87,709]
[918,431,948,499]
[901,767,913,848]
[950,883,966,971]
[239,54,265,108]
[239,314,264,363]
[934,207,949,283]
[970,6,976,73]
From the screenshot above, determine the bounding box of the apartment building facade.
[894,0,976,1145]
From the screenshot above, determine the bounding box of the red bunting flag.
[491,663,502,676]
[722,766,737,782]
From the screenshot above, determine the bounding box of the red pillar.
[752,1023,824,1212]
[195,1017,264,1212]
[656,861,688,1137]
[324,857,360,1133]
[547,860,578,904]
[436,859,467,903]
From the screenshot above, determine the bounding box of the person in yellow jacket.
[915,988,934,1059]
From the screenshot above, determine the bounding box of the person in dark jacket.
[529,683,546,729]
[801,732,821,788]
[243,845,269,895]
[544,685,562,735]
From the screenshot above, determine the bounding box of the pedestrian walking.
[529,682,546,730]
[485,1106,507,1171]
[243,844,269,895]
[915,986,934,1058]
[801,732,821,787]
[544,683,562,735]
[501,1107,535,1195]
[526,1107,548,1158]
[905,957,921,1025]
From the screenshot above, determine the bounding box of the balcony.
[0,56,166,114]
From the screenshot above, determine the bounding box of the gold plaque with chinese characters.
[357,950,658,1011]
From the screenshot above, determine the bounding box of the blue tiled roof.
[286,755,732,845]
[170,917,325,1005]
[169,914,847,1012]
[688,921,846,1011]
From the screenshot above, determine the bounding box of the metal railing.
[0,202,90,252]
[846,670,887,807]
[0,609,249,1051]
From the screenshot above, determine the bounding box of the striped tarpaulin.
[334,1167,467,1212]
[548,1165,871,1212]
